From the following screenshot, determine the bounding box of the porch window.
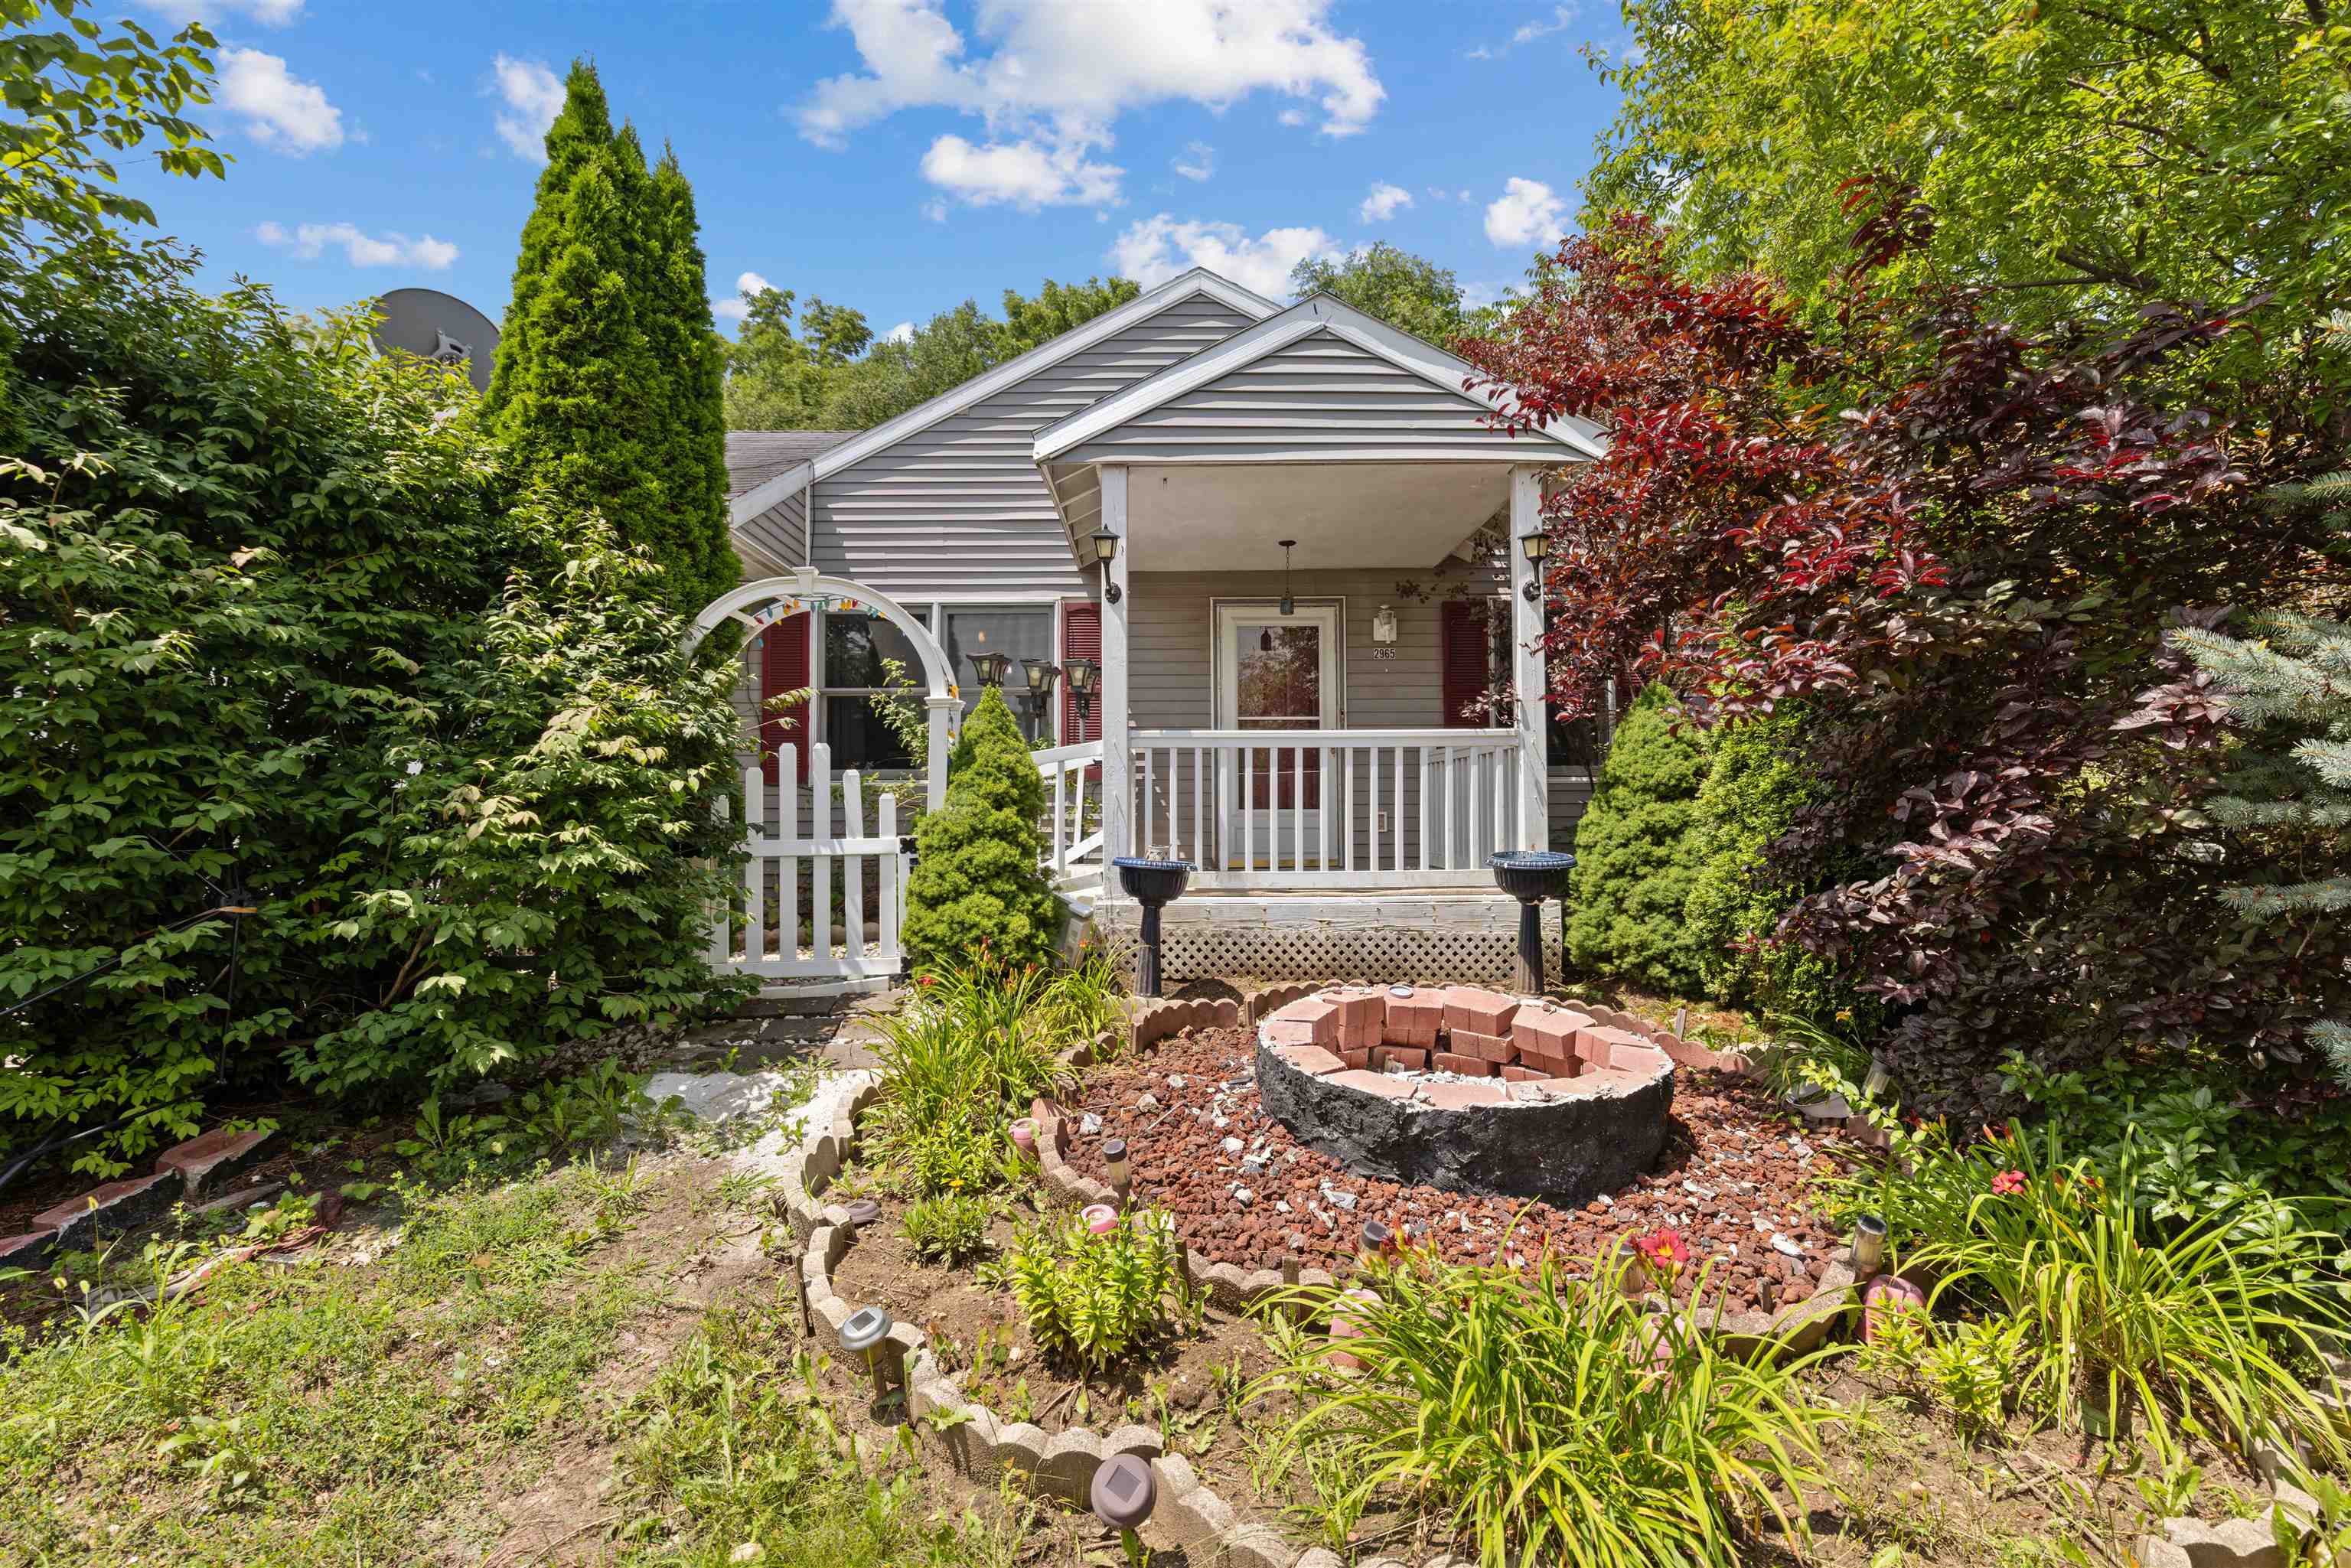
[944,605,1055,741]
[819,605,933,771]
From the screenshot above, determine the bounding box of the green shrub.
[1684,710,1866,1022]
[1890,1124,2348,1459]
[0,249,747,1172]
[1005,1208,1181,1371]
[1565,683,1713,994]
[1254,1240,1841,1566]
[902,689,1064,970]
[899,1191,993,1264]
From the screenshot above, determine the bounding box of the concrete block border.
[781,1068,1339,1565]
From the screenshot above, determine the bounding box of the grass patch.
[0,1162,667,1563]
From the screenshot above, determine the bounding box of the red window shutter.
[1061,601,1101,744]
[759,613,810,784]
[1440,601,1487,727]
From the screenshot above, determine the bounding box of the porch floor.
[1087,887,1558,989]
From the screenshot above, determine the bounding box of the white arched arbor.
[686,569,957,813]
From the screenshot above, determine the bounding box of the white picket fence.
[1035,738,1104,888]
[708,742,908,988]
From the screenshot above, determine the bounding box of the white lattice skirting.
[1089,894,1565,988]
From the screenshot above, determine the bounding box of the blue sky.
[119,0,1630,341]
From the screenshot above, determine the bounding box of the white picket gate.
[708,742,909,989]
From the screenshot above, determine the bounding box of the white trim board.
[727,269,1281,530]
[1031,292,1609,465]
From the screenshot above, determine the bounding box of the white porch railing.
[1125,728,1521,888]
[1035,738,1104,886]
[709,742,908,983]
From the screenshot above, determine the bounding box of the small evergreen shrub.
[1684,711,1866,1022]
[1006,1208,1181,1371]
[902,689,1064,970]
[1565,683,1712,994]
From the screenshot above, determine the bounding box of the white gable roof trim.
[726,268,1281,530]
[1030,292,1607,465]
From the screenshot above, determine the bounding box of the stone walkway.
[668,986,905,1073]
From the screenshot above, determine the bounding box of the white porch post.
[1099,464,1133,867]
[1508,465,1550,850]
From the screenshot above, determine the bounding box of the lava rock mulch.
[1061,1025,1856,1315]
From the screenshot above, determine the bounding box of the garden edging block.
[31,1171,178,1253]
[154,1126,273,1198]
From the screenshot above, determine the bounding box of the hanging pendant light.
[1278,539,1297,617]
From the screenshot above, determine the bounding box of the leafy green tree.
[0,252,745,1172]
[1684,711,1862,1023]
[722,282,868,429]
[0,0,223,256]
[1589,0,2349,383]
[485,61,735,611]
[997,275,1140,355]
[1289,242,1490,344]
[1565,683,1712,995]
[902,689,1062,970]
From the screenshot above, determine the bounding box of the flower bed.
[1055,1022,1852,1318]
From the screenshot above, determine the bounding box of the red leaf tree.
[1463,215,2350,1110]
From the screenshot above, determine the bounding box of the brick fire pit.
[1255,983,1674,1204]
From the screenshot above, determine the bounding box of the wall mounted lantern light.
[1088,528,1123,603]
[1372,604,1398,644]
[1519,530,1550,601]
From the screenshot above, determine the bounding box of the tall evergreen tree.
[645,144,739,608]
[485,61,733,611]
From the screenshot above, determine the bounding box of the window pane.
[825,696,916,771]
[944,608,1052,686]
[944,608,1054,732]
[824,608,929,689]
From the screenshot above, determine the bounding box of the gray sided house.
[720,269,1611,984]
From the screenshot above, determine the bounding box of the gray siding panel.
[1062,329,1548,465]
[735,487,807,575]
[809,295,1256,598]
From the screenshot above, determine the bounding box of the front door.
[1215,603,1339,869]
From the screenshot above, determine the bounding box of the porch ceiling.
[1059,460,1511,573]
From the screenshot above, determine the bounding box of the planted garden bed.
[1054,1022,1850,1316]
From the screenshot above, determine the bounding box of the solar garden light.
[840,1305,895,1403]
[1358,1218,1394,1271]
[967,650,1014,689]
[1102,1136,1132,1205]
[1864,1054,1893,1101]
[1850,1213,1889,1278]
[1090,1452,1156,1566]
[1009,1117,1038,1159]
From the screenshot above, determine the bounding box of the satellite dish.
[369,287,500,393]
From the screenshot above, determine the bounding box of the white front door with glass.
[1215,602,1339,869]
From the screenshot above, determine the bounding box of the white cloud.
[713,270,774,323]
[491,54,566,164]
[1466,4,1578,59]
[256,220,458,269]
[1484,176,1567,249]
[138,0,303,24]
[919,132,1122,209]
[218,48,342,154]
[1359,181,1411,222]
[920,197,950,222]
[797,0,1383,207]
[1277,107,1308,127]
[1172,140,1215,182]
[1109,214,1339,299]
[882,321,916,344]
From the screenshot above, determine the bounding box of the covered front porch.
[1022,292,1603,980]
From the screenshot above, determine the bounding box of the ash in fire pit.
[1256,984,1674,1204]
